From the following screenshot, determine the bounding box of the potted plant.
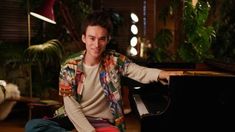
[23,39,64,97]
[150,0,216,63]
[178,0,216,63]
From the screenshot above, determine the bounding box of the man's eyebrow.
[87,35,108,39]
[87,35,95,38]
[100,36,108,39]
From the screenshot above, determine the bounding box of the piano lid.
[182,70,235,77]
[205,58,235,73]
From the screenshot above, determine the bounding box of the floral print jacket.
[57,50,132,131]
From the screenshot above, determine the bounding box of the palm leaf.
[24,39,63,75]
[24,39,63,65]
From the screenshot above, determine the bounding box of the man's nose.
[94,39,99,47]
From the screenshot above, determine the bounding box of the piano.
[127,61,235,131]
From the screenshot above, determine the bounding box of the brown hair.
[81,10,113,36]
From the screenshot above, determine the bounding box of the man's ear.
[82,34,86,44]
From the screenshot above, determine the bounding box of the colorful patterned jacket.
[56,50,132,132]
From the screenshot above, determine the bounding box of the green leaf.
[24,39,64,74]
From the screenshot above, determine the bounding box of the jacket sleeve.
[59,61,77,96]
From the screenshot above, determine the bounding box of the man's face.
[82,25,110,59]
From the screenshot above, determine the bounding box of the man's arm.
[124,63,162,84]
[125,63,183,85]
[63,96,95,132]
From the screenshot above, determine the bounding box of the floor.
[0,104,140,132]
[0,89,141,132]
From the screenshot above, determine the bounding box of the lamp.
[27,0,56,99]
[26,0,56,120]
[30,0,56,24]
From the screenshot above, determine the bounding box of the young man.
[25,10,182,132]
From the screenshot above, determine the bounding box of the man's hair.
[81,10,113,36]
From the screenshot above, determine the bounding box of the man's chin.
[91,52,102,58]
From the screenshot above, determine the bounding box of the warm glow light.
[129,12,139,56]
[130,36,138,47]
[131,24,138,35]
[30,12,56,24]
[130,13,139,23]
[192,0,198,7]
[130,47,138,56]
[134,86,141,90]
[30,0,56,24]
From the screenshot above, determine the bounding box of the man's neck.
[84,55,100,66]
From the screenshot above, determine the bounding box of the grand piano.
[127,60,235,131]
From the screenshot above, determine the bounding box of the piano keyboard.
[133,94,149,117]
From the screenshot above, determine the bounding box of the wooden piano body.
[128,62,235,131]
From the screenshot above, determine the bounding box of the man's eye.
[90,37,95,41]
[100,37,107,41]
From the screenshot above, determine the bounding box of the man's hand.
[5,83,20,100]
[158,71,184,85]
